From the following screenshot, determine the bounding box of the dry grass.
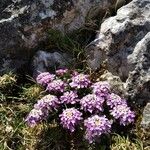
[111,134,143,150]
[0,73,16,90]
[20,84,44,102]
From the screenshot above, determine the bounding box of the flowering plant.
[25,69,135,143]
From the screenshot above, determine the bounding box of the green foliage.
[0,72,16,92]
[0,92,7,101]
[20,84,44,102]
[47,29,81,52]
[0,73,17,102]
[47,28,96,70]
[47,27,95,50]
[0,103,30,150]
[111,134,143,150]
[35,124,70,150]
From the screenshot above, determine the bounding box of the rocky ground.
[0,0,150,149]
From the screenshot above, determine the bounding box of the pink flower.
[47,79,67,92]
[60,91,79,104]
[59,108,82,132]
[84,115,111,143]
[80,94,104,113]
[56,69,68,76]
[36,72,55,86]
[70,74,91,89]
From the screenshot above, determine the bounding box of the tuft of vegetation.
[46,27,97,70]
[0,72,16,91]
[0,72,17,102]
[20,84,44,102]
[47,26,96,51]
[0,103,29,149]
[47,29,84,53]
[111,134,143,150]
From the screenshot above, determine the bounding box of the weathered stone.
[125,32,150,104]
[141,103,150,129]
[86,0,150,80]
[0,0,114,74]
[31,50,73,78]
[85,0,150,104]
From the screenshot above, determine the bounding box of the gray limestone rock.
[141,103,150,129]
[85,0,150,104]
[31,50,73,77]
[125,32,150,104]
[86,0,150,80]
[0,0,114,74]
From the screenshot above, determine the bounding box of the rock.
[125,32,150,104]
[86,0,150,104]
[0,0,114,74]
[86,0,150,80]
[31,50,73,78]
[100,71,125,95]
[141,103,150,129]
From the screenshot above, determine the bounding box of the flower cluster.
[25,94,60,126]
[60,91,79,104]
[26,69,135,143]
[59,108,82,132]
[110,104,135,126]
[80,94,104,113]
[56,69,68,76]
[47,79,66,93]
[70,74,91,89]
[84,115,111,143]
[34,94,59,110]
[92,81,110,97]
[36,72,55,86]
[25,109,46,127]
[106,93,126,108]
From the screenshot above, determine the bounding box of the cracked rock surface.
[0,0,114,74]
[86,0,150,104]
[141,103,150,129]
